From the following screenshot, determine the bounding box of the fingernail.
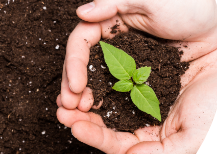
[78,2,95,14]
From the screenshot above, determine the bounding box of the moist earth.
[89,31,189,132]
[0,0,104,153]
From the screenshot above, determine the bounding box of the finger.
[77,0,118,22]
[72,121,139,154]
[76,0,152,23]
[92,99,103,109]
[65,18,128,94]
[61,62,82,109]
[77,87,94,112]
[65,22,101,93]
[64,19,128,110]
[56,94,62,107]
[57,107,105,128]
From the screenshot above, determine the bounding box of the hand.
[57,0,217,110]
[77,0,217,61]
[56,0,217,153]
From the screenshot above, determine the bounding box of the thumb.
[77,0,119,22]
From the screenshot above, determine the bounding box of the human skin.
[56,0,217,153]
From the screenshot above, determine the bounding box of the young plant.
[100,41,161,121]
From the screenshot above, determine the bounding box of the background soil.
[0,0,104,153]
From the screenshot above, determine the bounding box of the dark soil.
[88,31,189,132]
[0,0,104,154]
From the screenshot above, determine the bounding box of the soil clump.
[89,31,189,132]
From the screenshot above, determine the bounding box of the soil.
[0,0,189,154]
[88,31,189,132]
[0,0,104,154]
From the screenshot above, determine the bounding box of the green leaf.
[130,84,161,121]
[112,80,134,92]
[133,66,151,84]
[100,41,136,80]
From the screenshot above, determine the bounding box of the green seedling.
[100,41,161,121]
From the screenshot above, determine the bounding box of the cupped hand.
[59,0,217,111]
[56,0,217,153]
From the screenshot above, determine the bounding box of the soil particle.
[110,24,120,34]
